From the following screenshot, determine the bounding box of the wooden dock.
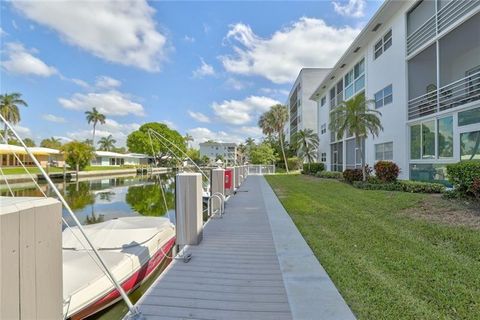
[129,175,355,320]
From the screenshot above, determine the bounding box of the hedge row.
[446,161,480,198]
[303,163,325,175]
[315,171,343,179]
[353,180,445,193]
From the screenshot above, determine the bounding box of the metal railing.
[407,15,436,55]
[408,70,480,120]
[247,165,275,175]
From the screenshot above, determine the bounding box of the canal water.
[0,173,179,319]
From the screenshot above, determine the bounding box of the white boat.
[62,217,176,319]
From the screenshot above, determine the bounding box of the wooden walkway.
[130,175,355,320]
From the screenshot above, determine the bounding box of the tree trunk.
[357,135,366,181]
[3,122,7,142]
[92,122,96,149]
[279,132,289,173]
[76,162,79,180]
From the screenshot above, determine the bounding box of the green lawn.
[1,167,64,175]
[266,174,480,320]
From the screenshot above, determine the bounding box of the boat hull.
[69,237,176,320]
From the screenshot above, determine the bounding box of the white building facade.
[90,151,152,167]
[285,68,331,142]
[311,0,480,183]
[199,142,239,165]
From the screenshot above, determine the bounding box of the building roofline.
[309,0,404,101]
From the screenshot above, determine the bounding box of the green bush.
[343,168,364,183]
[303,163,325,175]
[316,171,343,179]
[374,161,400,183]
[353,180,445,194]
[287,157,303,170]
[446,161,480,197]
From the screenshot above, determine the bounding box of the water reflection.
[0,173,176,225]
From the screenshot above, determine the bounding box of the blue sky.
[0,0,382,148]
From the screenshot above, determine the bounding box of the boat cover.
[63,216,174,250]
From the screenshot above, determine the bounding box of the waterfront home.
[90,151,153,167]
[310,0,480,183]
[0,143,65,167]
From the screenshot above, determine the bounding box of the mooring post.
[175,172,203,245]
[0,197,63,320]
[235,166,241,189]
[211,167,225,214]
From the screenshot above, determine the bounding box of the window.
[438,117,453,158]
[344,59,365,100]
[458,107,480,126]
[374,85,393,108]
[374,29,392,59]
[320,96,326,107]
[460,130,480,160]
[422,120,435,159]
[321,123,327,134]
[410,119,442,160]
[410,124,421,159]
[375,142,393,160]
[321,152,327,162]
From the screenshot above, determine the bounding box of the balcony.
[408,13,479,120]
[406,0,479,56]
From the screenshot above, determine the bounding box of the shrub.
[471,178,480,200]
[316,171,343,179]
[446,161,480,197]
[343,168,363,183]
[287,157,303,170]
[303,163,325,175]
[353,180,445,194]
[374,161,400,183]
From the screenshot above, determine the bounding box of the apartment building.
[285,68,331,142]
[311,0,480,183]
[199,142,239,165]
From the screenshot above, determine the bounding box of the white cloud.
[58,90,145,116]
[13,0,168,72]
[221,17,359,83]
[188,127,244,148]
[333,0,366,18]
[212,95,280,125]
[12,124,32,138]
[95,75,121,89]
[192,58,215,78]
[2,42,57,77]
[226,77,248,91]
[161,120,176,129]
[184,35,195,43]
[260,87,290,96]
[42,114,66,123]
[188,111,211,123]
[234,126,263,138]
[71,78,89,88]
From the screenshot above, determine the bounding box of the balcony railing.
[407,15,436,55]
[329,92,344,110]
[408,70,480,120]
[438,0,479,32]
[406,1,479,56]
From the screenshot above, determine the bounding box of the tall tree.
[23,138,36,147]
[97,134,116,151]
[292,129,319,167]
[258,104,289,172]
[85,107,106,148]
[0,92,28,140]
[40,137,62,149]
[329,94,383,181]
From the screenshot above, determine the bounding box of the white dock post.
[225,167,234,196]
[0,196,63,320]
[211,168,225,214]
[175,172,203,245]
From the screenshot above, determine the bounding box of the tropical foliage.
[258,104,289,172]
[61,141,94,172]
[40,137,62,149]
[97,134,116,151]
[250,143,276,164]
[85,107,106,148]
[329,94,383,181]
[292,129,319,166]
[0,92,28,139]
[126,122,186,164]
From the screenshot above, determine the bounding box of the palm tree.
[40,137,62,149]
[329,94,383,181]
[85,107,106,148]
[0,92,28,140]
[245,137,255,148]
[258,104,289,172]
[97,134,116,151]
[184,133,193,148]
[292,129,319,168]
